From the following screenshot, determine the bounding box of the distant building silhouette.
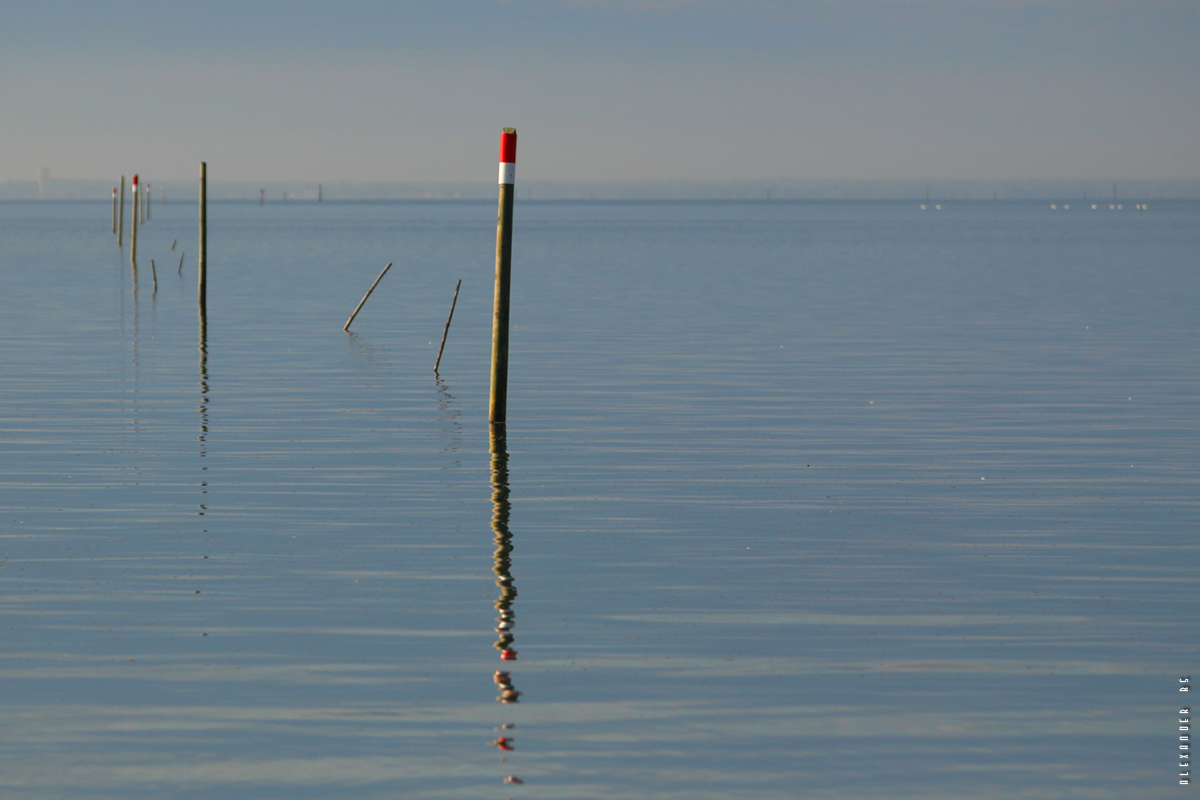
[37,167,50,200]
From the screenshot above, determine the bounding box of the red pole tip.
[132,175,138,185]
[499,130,517,163]
[500,650,517,660]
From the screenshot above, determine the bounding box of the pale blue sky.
[4,1,1197,182]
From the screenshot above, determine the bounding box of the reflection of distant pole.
[132,281,140,423]
[490,426,522,707]
[198,311,209,515]
[489,426,523,790]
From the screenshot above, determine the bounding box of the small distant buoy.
[920,204,927,210]
[501,650,517,660]
[504,775,525,785]
[935,204,941,210]
[1064,204,1070,210]
[1050,204,1057,210]
[1091,204,1097,210]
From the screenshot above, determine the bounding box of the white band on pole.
[499,163,515,185]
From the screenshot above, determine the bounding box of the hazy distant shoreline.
[5,178,1198,202]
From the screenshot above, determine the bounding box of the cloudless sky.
[3,1,1197,183]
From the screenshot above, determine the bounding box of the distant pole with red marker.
[112,187,117,233]
[489,128,517,425]
[130,174,139,268]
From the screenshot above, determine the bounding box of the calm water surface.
[1,198,1197,798]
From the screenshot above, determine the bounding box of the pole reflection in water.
[198,311,209,515]
[130,266,140,439]
[488,426,523,786]
[490,426,519,677]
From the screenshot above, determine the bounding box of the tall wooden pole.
[130,175,139,268]
[118,176,125,247]
[111,187,117,233]
[145,182,151,221]
[489,128,517,425]
[199,162,207,316]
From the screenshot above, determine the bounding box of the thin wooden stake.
[434,279,462,374]
[178,252,185,274]
[171,239,177,251]
[150,259,158,294]
[343,263,392,332]
[118,176,125,247]
[199,162,207,316]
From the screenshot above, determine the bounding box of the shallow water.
[0,198,1196,798]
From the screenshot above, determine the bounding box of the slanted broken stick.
[343,262,392,332]
[434,279,462,374]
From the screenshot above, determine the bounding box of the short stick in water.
[434,279,462,374]
[343,262,392,332]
